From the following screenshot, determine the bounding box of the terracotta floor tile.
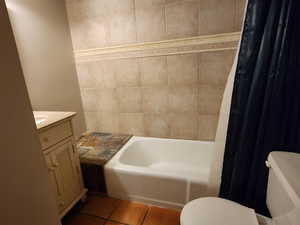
[104,222,123,225]
[63,214,105,225]
[143,206,181,225]
[109,200,149,225]
[80,195,120,218]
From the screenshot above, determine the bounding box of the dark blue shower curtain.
[219,0,300,215]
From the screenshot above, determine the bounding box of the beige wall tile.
[81,88,98,112]
[117,87,142,113]
[199,50,235,86]
[115,59,140,87]
[98,112,120,133]
[168,87,198,112]
[107,0,136,45]
[140,56,168,87]
[142,87,169,113]
[198,0,235,35]
[66,0,110,49]
[135,0,165,9]
[119,113,144,135]
[98,88,119,112]
[144,113,170,138]
[135,0,166,42]
[167,54,198,86]
[76,63,96,88]
[165,2,199,38]
[168,112,198,140]
[198,85,224,115]
[198,114,219,140]
[89,60,116,88]
[235,0,246,31]
[136,7,166,42]
[84,20,108,49]
[84,111,100,131]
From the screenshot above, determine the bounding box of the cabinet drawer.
[39,121,73,150]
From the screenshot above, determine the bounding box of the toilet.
[181,151,300,225]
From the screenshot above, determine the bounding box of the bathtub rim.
[105,136,215,182]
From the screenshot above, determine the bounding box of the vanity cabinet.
[37,114,86,219]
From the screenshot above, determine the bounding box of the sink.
[34,116,46,125]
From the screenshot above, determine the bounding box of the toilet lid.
[181,197,259,225]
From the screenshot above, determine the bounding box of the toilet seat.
[180,197,259,225]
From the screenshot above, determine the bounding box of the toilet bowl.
[181,152,300,225]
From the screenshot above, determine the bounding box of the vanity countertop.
[33,111,76,130]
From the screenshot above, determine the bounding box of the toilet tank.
[266,152,300,225]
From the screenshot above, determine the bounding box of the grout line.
[79,212,129,225]
[140,206,151,225]
[133,0,138,42]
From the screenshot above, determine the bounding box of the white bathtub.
[104,136,215,209]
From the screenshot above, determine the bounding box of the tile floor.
[62,195,181,225]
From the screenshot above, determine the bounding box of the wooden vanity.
[34,111,87,219]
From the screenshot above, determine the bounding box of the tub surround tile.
[144,114,170,138]
[167,54,198,86]
[117,87,142,113]
[79,50,232,140]
[98,89,119,113]
[115,59,140,87]
[84,112,100,132]
[165,1,199,38]
[76,63,96,89]
[67,0,243,141]
[198,0,235,35]
[199,50,235,86]
[136,6,166,42]
[135,0,166,9]
[81,88,98,112]
[84,20,108,49]
[109,200,149,225]
[198,114,219,140]
[198,85,224,115]
[67,0,244,50]
[80,195,121,218]
[89,61,116,88]
[140,56,168,87]
[142,87,169,113]
[98,112,120,134]
[143,206,181,225]
[235,0,246,31]
[168,112,198,140]
[119,113,145,136]
[106,0,137,46]
[168,87,198,113]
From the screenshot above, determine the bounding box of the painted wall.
[0,2,60,225]
[66,0,246,140]
[7,0,86,137]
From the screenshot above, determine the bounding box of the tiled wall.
[66,0,245,140]
[76,50,235,140]
[66,0,245,49]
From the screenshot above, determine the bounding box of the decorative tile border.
[74,32,241,63]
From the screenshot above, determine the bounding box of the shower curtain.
[220,0,300,215]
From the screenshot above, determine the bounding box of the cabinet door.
[44,153,64,210]
[51,139,81,211]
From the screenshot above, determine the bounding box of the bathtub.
[104,136,215,209]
